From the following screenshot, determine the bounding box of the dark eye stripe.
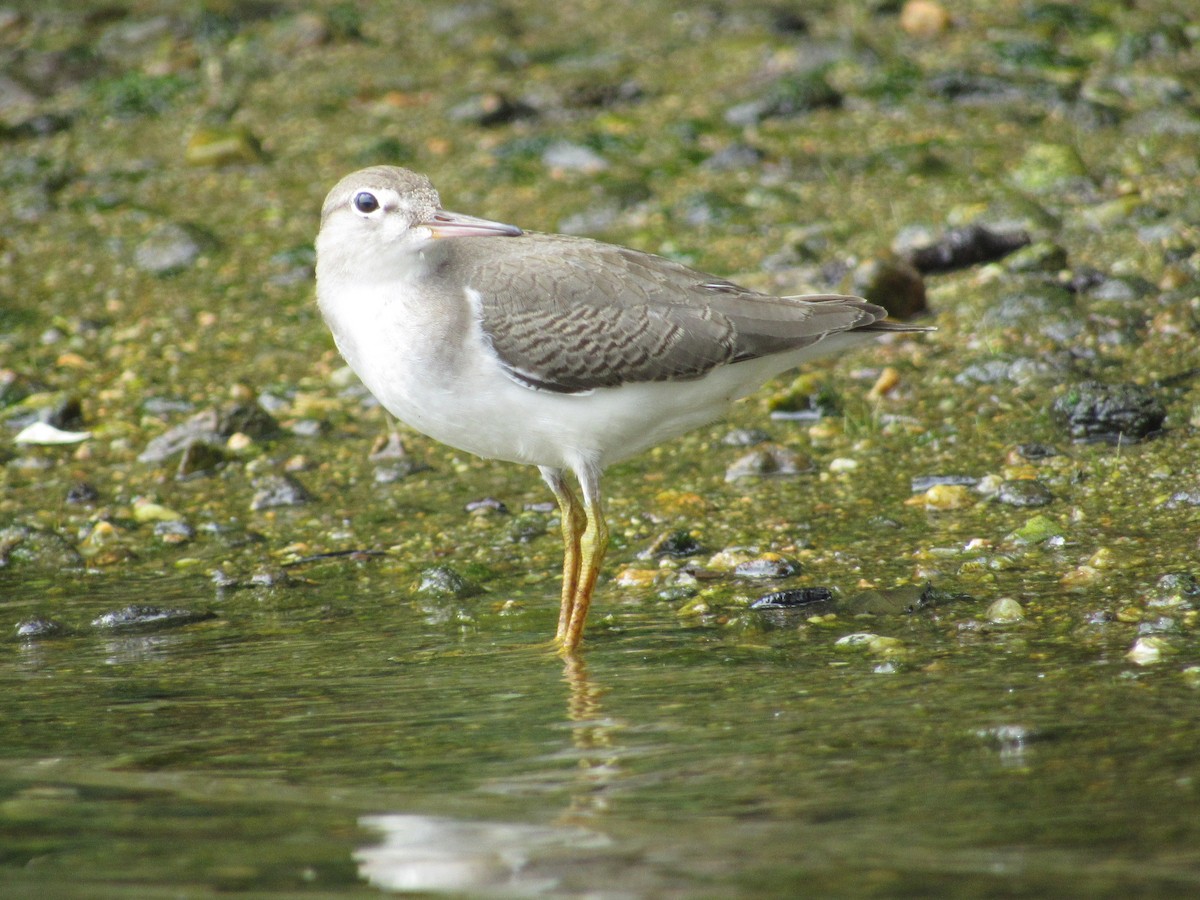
[353,192,380,214]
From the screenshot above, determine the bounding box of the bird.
[315,166,933,653]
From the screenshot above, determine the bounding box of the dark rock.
[176,440,227,478]
[851,255,927,319]
[91,604,216,632]
[1051,381,1166,443]
[65,481,100,504]
[139,402,279,468]
[996,479,1054,507]
[904,224,1031,274]
[751,587,833,610]
[15,617,68,639]
[250,474,312,510]
[641,529,706,560]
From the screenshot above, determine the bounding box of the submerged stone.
[91,605,216,632]
[1051,380,1166,442]
[996,479,1053,507]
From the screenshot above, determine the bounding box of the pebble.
[1126,636,1170,666]
[415,565,479,599]
[184,126,264,167]
[133,222,208,275]
[986,597,1025,623]
[250,474,312,510]
[995,479,1053,507]
[724,444,811,481]
[899,0,951,38]
[733,553,798,579]
[906,483,974,510]
[541,141,608,174]
[1009,514,1064,544]
[15,617,68,639]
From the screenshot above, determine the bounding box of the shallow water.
[4,563,1199,896]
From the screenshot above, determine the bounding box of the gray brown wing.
[443,234,893,394]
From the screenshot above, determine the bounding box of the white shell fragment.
[14,422,93,445]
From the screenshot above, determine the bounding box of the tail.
[791,293,936,334]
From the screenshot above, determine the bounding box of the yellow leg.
[559,466,607,653]
[540,467,585,642]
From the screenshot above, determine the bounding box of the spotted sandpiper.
[315,166,932,652]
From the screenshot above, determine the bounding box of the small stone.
[899,0,951,38]
[614,568,665,588]
[733,553,798,579]
[542,141,608,174]
[16,617,67,639]
[906,483,974,510]
[184,126,264,167]
[828,457,858,473]
[133,222,210,275]
[911,474,979,492]
[154,520,195,544]
[465,497,509,515]
[835,632,879,648]
[986,597,1025,623]
[1126,636,1171,666]
[132,500,184,523]
[641,529,706,560]
[724,444,811,481]
[415,565,478,599]
[722,428,771,447]
[995,479,1053,507]
[65,482,100,504]
[867,366,902,400]
[250,474,312,510]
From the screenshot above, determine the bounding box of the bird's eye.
[353,191,380,214]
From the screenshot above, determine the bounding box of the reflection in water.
[354,814,611,895]
[355,655,627,895]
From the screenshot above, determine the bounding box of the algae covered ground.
[2,1,1200,895]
